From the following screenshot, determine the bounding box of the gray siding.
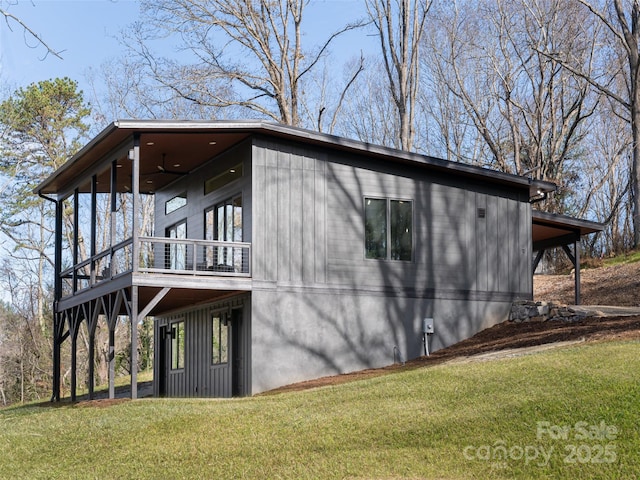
[247,138,533,394]
[154,296,251,397]
[154,140,253,243]
[251,139,327,284]
[251,138,531,297]
[323,161,531,297]
[151,134,534,397]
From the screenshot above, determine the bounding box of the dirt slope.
[533,261,640,306]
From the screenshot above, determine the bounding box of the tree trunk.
[632,106,640,247]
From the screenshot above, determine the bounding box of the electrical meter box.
[422,318,434,335]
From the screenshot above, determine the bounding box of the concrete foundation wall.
[250,287,512,394]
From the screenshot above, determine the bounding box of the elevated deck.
[58,237,251,316]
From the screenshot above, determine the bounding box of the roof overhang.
[532,210,603,251]
[36,120,556,198]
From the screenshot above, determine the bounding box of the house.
[36,120,601,400]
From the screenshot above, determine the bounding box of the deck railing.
[137,236,251,277]
[60,237,251,298]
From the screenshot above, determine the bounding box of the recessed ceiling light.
[229,169,236,173]
[146,180,153,184]
[116,163,123,168]
[173,163,181,168]
[209,141,217,145]
[146,142,155,146]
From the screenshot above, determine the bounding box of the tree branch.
[0,9,63,60]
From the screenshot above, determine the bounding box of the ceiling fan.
[141,153,188,177]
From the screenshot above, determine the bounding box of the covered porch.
[37,125,256,402]
[532,210,603,305]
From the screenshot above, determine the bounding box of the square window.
[364,197,413,261]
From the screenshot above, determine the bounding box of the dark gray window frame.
[166,219,187,270]
[205,194,243,243]
[211,312,229,366]
[204,163,243,195]
[165,192,187,215]
[364,196,414,262]
[170,320,185,371]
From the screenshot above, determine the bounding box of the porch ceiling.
[532,210,603,251]
[36,120,556,198]
[139,287,243,316]
[41,127,252,195]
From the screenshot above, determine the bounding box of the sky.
[1,0,139,91]
[0,0,372,112]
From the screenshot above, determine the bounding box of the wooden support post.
[52,199,63,402]
[110,160,118,267]
[131,286,139,400]
[532,249,545,272]
[561,240,581,305]
[108,291,122,400]
[108,323,115,400]
[87,300,100,400]
[574,240,581,305]
[130,133,141,400]
[88,329,95,400]
[90,175,97,285]
[51,312,62,402]
[70,315,79,402]
[73,189,79,293]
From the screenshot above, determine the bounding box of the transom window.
[364,197,413,261]
[171,320,185,370]
[205,163,243,195]
[212,313,229,365]
[165,193,187,215]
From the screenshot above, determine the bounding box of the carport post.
[574,239,580,305]
[561,238,581,305]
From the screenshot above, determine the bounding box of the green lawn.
[601,249,640,267]
[1,340,638,479]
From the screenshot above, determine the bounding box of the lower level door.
[231,308,244,396]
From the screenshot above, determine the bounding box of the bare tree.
[365,0,431,151]
[579,100,634,253]
[86,58,219,123]
[422,18,495,163]
[541,0,640,246]
[0,262,53,404]
[303,54,366,135]
[121,0,365,127]
[338,60,402,146]
[425,0,600,212]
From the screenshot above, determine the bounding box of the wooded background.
[0,0,637,405]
